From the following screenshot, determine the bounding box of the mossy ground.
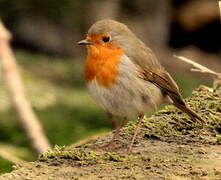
[1,86,220,179]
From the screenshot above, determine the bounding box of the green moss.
[39,145,79,160]
[105,152,123,162]
[38,145,143,165]
[215,135,221,144]
[39,145,102,162]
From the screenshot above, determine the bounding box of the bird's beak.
[77,39,94,45]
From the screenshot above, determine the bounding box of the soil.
[0,86,221,180]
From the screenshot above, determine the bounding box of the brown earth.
[0,86,221,180]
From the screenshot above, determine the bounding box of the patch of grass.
[0,159,13,174]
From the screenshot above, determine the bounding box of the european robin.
[78,19,203,152]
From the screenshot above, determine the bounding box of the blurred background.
[0,0,220,173]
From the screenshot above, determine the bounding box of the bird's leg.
[107,112,119,129]
[127,114,144,153]
[100,117,127,148]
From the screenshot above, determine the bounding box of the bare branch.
[0,20,50,154]
[174,55,221,80]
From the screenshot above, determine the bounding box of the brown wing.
[141,69,185,105]
[140,69,204,121]
[124,40,185,105]
[124,39,185,105]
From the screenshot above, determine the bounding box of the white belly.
[87,55,163,117]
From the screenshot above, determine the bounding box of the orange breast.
[84,44,124,87]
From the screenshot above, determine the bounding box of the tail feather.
[174,103,204,122]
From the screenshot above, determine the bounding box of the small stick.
[174,55,221,79]
[0,20,50,154]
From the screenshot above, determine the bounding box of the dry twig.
[174,55,221,92]
[0,20,50,154]
[174,55,221,79]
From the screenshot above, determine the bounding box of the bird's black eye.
[102,36,110,43]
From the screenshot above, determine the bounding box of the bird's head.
[78,19,137,57]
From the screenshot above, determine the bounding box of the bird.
[78,19,203,152]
